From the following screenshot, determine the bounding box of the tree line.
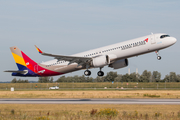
[11,78,29,83]
[11,70,180,83]
[41,70,180,83]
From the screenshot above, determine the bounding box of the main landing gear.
[97,67,104,76]
[84,64,91,76]
[84,70,91,76]
[84,67,104,77]
[155,50,161,60]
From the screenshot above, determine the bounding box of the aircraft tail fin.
[5,46,61,77]
[10,46,29,71]
[5,46,39,76]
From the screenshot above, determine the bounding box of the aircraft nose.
[172,37,177,44]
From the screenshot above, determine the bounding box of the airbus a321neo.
[5,33,177,77]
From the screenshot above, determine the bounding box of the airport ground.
[1,82,180,90]
[0,90,179,119]
[0,90,180,98]
[0,83,180,119]
[0,104,180,119]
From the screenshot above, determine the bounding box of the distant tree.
[169,72,177,82]
[139,70,151,82]
[104,71,118,82]
[152,71,161,82]
[66,76,73,82]
[50,77,53,83]
[73,75,80,82]
[83,75,93,82]
[163,74,170,82]
[163,72,180,82]
[121,73,139,82]
[58,76,66,82]
[38,77,53,83]
[17,79,22,83]
[121,74,130,82]
[24,80,29,83]
[114,74,123,82]
[11,78,17,83]
[130,72,140,82]
[85,76,93,82]
[11,78,29,83]
[176,74,180,82]
[94,76,105,82]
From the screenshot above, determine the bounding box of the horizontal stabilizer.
[4,70,28,74]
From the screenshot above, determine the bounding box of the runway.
[0,98,180,104]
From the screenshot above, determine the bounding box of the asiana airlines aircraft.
[5,33,177,77]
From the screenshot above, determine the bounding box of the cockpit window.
[160,35,170,39]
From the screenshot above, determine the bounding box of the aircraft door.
[150,35,156,44]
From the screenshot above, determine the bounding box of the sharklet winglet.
[35,45,43,54]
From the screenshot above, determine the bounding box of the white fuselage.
[40,33,177,74]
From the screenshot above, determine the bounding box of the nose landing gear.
[155,51,161,60]
[157,56,161,60]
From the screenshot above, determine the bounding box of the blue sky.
[0,0,180,82]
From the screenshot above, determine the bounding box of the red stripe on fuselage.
[21,51,63,76]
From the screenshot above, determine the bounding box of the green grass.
[0,82,180,90]
[143,94,160,97]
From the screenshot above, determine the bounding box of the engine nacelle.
[92,55,110,67]
[108,59,128,69]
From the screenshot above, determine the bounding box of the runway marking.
[0,99,180,104]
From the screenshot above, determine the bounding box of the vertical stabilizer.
[10,46,27,70]
[9,46,39,76]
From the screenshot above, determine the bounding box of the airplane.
[4,33,177,77]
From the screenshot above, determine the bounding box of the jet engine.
[108,59,128,69]
[92,55,110,67]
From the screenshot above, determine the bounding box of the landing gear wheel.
[157,56,161,60]
[84,70,91,76]
[155,51,161,60]
[97,71,104,76]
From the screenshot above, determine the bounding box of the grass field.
[0,90,180,98]
[0,104,180,119]
[0,82,180,90]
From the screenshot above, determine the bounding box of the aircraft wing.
[35,45,92,66]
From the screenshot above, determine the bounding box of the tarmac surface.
[0,98,180,104]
